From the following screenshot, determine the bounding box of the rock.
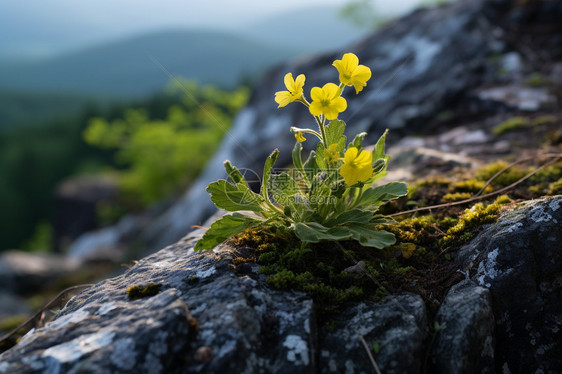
[475,85,555,112]
[430,279,495,374]
[1,196,561,372]
[0,250,79,294]
[456,196,562,373]
[1,288,196,374]
[0,240,316,374]
[54,175,119,252]
[320,294,428,374]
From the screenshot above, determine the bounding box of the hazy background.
[0,0,425,252]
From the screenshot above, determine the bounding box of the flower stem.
[315,115,328,147]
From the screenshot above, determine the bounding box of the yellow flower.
[309,83,347,120]
[294,131,306,143]
[332,53,372,94]
[275,73,305,108]
[340,147,373,185]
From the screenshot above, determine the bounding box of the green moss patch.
[492,117,530,136]
[127,283,162,300]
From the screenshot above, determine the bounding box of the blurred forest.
[0,82,248,252]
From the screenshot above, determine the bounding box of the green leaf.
[349,132,368,151]
[370,214,395,225]
[337,136,347,153]
[366,170,388,186]
[292,142,304,171]
[347,223,396,248]
[194,213,262,251]
[207,180,264,212]
[325,209,373,226]
[261,149,279,202]
[325,120,347,146]
[303,150,320,181]
[372,129,389,160]
[269,172,299,205]
[294,222,351,243]
[223,160,247,186]
[315,142,327,170]
[357,182,408,208]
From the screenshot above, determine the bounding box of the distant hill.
[240,6,368,52]
[0,90,97,130]
[0,30,302,97]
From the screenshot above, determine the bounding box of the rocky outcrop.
[456,196,562,373]
[0,250,79,295]
[430,280,495,374]
[1,196,561,373]
[54,175,119,252]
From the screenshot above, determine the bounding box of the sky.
[0,0,424,58]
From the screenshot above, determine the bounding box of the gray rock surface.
[430,279,495,374]
[320,294,428,374]
[0,250,79,294]
[0,239,317,374]
[456,196,562,373]
[1,196,561,373]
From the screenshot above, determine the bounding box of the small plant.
[195,53,408,251]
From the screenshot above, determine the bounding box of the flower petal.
[355,149,372,165]
[332,97,347,113]
[295,131,306,143]
[310,86,324,102]
[340,164,360,185]
[324,107,339,120]
[294,74,306,90]
[309,101,323,116]
[352,65,371,83]
[342,53,359,72]
[284,73,294,91]
[275,91,292,107]
[357,164,373,182]
[322,83,339,98]
[344,147,358,163]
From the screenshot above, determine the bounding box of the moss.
[415,177,452,188]
[548,178,562,195]
[524,72,547,87]
[546,129,562,145]
[475,161,527,187]
[529,162,562,184]
[231,227,416,318]
[127,283,162,300]
[453,179,492,194]
[442,192,472,202]
[439,195,511,248]
[532,115,557,127]
[492,117,530,136]
[388,215,456,247]
[233,256,256,265]
[0,315,27,333]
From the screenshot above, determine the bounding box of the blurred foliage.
[0,82,247,252]
[84,81,249,206]
[20,221,53,252]
[339,0,453,29]
[339,0,386,29]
